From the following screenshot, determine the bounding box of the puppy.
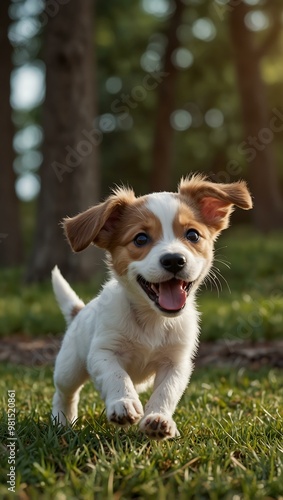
[52,175,252,439]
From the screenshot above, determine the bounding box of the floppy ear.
[179,174,253,232]
[63,187,136,252]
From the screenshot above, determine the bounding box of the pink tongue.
[158,279,187,311]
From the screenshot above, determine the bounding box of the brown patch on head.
[178,174,253,236]
[62,176,252,282]
[110,199,163,275]
[173,202,214,266]
[63,187,164,276]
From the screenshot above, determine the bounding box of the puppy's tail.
[52,266,85,326]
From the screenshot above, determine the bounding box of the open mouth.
[137,275,193,314]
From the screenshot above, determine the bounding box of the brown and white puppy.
[52,175,252,439]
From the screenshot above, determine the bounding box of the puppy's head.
[64,175,252,317]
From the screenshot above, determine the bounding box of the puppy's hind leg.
[52,340,89,425]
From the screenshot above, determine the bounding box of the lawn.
[1,363,282,499]
[0,228,282,498]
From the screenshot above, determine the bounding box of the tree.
[149,0,185,192]
[228,1,283,230]
[0,1,23,266]
[26,0,101,282]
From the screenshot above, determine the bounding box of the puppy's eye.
[185,229,200,243]
[134,233,150,247]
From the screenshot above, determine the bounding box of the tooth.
[151,284,159,295]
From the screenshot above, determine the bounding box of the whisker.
[211,271,222,295]
[206,270,221,296]
[214,258,231,270]
[212,265,231,294]
[202,275,213,292]
[214,245,228,253]
[214,248,231,267]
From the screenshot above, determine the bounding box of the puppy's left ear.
[179,175,253,232]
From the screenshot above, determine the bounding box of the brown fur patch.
[64,188,136,252]
[178,174,253,234]
[173,203,214,262]
[110,200,163,276]
[71,305,84,318]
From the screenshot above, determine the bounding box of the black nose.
[160,253,187,274]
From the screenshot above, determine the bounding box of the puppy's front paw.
[107,398,144,426]
[139,413,180,440]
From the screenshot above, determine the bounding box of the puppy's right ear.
[64,187,135,252]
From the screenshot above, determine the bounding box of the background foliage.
[1,0,283,278]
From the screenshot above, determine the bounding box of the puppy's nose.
[160,253,187,274]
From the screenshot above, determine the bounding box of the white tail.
[52,266,85,326]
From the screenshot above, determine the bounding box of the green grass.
[1,228,282,340]
[0,364,282,499]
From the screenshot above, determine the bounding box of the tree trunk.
[26,0,101,282]
[0,1,23,266]
[229,1,283,230]
[149,0,184,192]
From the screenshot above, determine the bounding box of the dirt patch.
[0,334,61,367]
[196,339,283,369]
[1,334,282,369]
